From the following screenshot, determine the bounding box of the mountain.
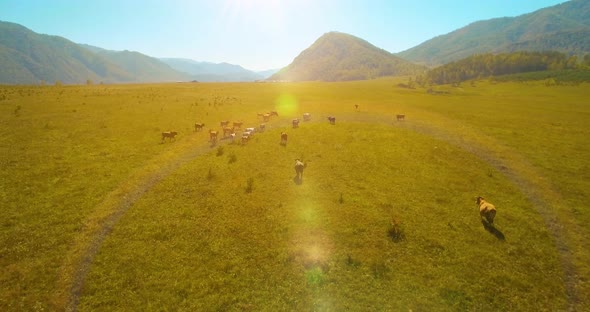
[269,32,426,82]
[256,68,280,79]
[159,58,264,82]
[397,0,590,67]
[80,45,190,82]
[0,21,190,84]
[0,21,134,84]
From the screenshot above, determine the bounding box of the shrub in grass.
[245,177,254,193]
[371,262,389,279]
[339,193,344,204]
[228,153,237,164]
[346,254,361,267]
[207,167,215,181]
[388,217,405,242]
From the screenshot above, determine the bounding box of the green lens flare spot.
[305,266,324,286]
[275,94,298,116]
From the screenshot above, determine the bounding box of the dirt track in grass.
[58,112,583,311]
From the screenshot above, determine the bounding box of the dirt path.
[58,112,583,311]
[56,137,231,311]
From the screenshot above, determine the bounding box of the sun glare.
[221,0,285,31]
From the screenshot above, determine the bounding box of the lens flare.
[275,93,298,117]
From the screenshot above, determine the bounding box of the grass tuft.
[207,167,215,181]
[346,254,361,267]
[228,153,237,164]
[245,177,254,193]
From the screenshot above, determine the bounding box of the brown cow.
[162,131,178,141]
[263,113,270,122]
[233,121,243,129]
[220,120,230,127]
[327,116,336,125]
[280,132,288,145]
[270,111,279,117]
[292,118,300,128]
[209,130,218,143]
[294,159,305,180]
[477,196,497,225]
[194,123,205,131]
[396,114,405,121]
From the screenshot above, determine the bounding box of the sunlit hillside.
[398,0,590,66]
[270,32,426,81]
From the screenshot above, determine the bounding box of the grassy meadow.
[0,79,588,311]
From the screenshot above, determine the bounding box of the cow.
[233,121,243,129]
[303,113,311,121]
[209,130,218,143]
[241,134,250,144]
[162,131,178,141]
[263,113,270,122]
[280,132,288,145]
[292,118,300,128]
[270,111,279,117]
[396,114,405,121]
[257,113,265,119]
[477,196,497,225]
[229,133,236,143]
[194,123,205,131]
[294,159,305,180]
[220,120,230,127]
[355,104,359,110]
[259,124,266,132]
[327,116,336,125]
[222,127,233,138]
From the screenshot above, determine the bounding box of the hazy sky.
[0,0,566,71]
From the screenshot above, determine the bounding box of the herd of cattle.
[160,112,501,226]
[161,111,407,143]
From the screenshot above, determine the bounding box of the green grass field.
[1,79,588,311]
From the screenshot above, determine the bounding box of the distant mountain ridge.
[270,32,426,81]
[159,58,277,82]
[397,0,590,66]
[79,44,191,82]
[2,0,590,84]
[0,21,136,84]
[0,21,276,84]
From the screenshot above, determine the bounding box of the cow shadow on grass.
[482,220,505,240]
[293,175,303,185]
